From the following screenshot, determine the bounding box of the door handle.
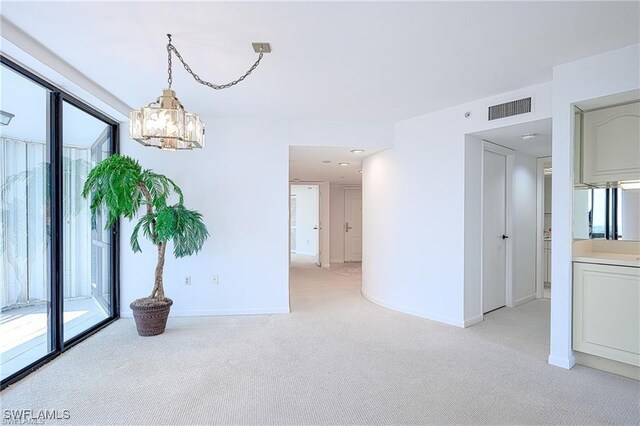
[502,235,509,239]
[345,222,352,232]
[313,226,318,230]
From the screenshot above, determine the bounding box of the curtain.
[1,137,91,309]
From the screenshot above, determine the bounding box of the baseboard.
[120,306,291,318]
[575,351,640,380]
[513,293,537,307]
[330,259,344,264]
[548,353,577,369]
[463,314,483,327]
[292,251,315,256]
[361,289,465,328]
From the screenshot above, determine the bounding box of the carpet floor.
[1,257,638,425]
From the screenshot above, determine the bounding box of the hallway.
[1,261,638,424]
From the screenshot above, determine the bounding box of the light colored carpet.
[1,259,638,425]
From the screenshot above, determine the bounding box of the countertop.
[573,240,640,268]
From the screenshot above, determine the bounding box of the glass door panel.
[0,63,52,380]
[62,101,111,341]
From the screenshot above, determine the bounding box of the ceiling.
[1,63,107,147]
[1,2,639,123]
[290,146,386,184]
[471,118,552,158]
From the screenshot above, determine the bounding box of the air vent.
[488,97,532,121]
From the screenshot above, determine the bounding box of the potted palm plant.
[82,154,208,336]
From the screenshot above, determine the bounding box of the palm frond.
[157,204,209,258]
[82,154,144,228]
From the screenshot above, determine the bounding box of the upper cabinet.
[582,101,640,184]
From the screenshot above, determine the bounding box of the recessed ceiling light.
[322,160,331,163]
[522,133,537,140]
[350,149,365,153]
[339,162,349,166]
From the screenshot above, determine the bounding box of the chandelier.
[130,34,270,150]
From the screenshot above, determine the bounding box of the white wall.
[363,82,552,327]
[463,135,483,324]
[550,43,640,369]
[291,185,319,256]
[513,151,538,303]
[1,22,396,318]
[120,119,393,317]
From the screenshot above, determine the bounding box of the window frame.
[1,55,120,390]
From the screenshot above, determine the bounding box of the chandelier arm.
[166,41,264,90]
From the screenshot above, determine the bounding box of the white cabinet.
[582,101,640,184]
[573,262,640,366]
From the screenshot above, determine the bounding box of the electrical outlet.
[184,276,191,286]
[212,275,219,285]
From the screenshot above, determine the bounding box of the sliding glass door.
[62,101,113,341]
[0,62,52,382]
[0,57,119,388]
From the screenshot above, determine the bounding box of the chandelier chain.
[166,34,264,90]
[167,34,173,88]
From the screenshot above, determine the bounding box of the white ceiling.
[1,64,107,147]
[290,146,386,184]
[471,118,552,158]
[1,2,639,123]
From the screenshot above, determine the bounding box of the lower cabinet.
[573,262,640,367]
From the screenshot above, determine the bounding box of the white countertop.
[573,240,640,268]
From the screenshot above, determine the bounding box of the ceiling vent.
[488,97,532,121]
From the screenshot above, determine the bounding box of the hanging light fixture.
[130,34,270,151]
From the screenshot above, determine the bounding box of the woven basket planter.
[130,299,173,336]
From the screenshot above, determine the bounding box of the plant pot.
[130,298,173,336]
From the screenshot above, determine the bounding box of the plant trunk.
[149,242,167,300]
[137,182,166,301]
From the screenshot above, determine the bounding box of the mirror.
[574,186,640,241]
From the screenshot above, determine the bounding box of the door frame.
[536,157,552,299]
[288,181,327,267]
[481,141,515,313]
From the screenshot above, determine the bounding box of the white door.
[290,185,320,265]
[483,150,507,313]
[344,189,362,262]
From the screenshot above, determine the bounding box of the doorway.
[482,143,513,313]
[290,184,321,266]
[465,117,552,326]
[537,158,552,299]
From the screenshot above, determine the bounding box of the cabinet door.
[573,262,640,366]
[583,102,640,184]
